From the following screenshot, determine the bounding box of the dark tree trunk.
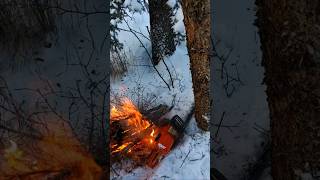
[149,0,176,65]
[180,0,210,131]
[256,0,320,179]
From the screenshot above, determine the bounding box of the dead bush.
[111,50,128,80]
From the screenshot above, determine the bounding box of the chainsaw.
[143,105,195,168]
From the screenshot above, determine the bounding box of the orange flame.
[110,98,155,157]
[111,98,150,130]
[150,129,155,137]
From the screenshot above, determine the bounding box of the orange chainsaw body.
[147,124,178,168]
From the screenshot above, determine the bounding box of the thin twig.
[162,59,174,88]
[111,166,120,176]
[46,6,107,17]
[123,18,171,90]
[189,153,205,161]
[0,124,41,140]
[215,111,226,137]
[180,149,191,168]
[117,27,150,41]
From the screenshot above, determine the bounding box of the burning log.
[110,98,195,168]
[110,98,156,164]
[142,104,173,126]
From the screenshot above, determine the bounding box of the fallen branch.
[162,59,174,88]
[215,111,226,137]
[111,166,120,177]
[189,153,205,162]
[180,149,191,168]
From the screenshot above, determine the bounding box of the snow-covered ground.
[212,0,271,179]
[110,1,210,179]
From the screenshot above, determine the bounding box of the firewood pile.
[110,98,171,166]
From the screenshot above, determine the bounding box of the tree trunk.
[149,0,176,65]
[180,0,210,131]
[256,0,320,179]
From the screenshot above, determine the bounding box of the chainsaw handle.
[170,105,195,133]
[170,115,185,133]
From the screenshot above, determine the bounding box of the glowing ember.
[151,129,155,137]
[112,142,132,153]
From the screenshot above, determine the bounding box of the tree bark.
[180,0,210,131]
[256,0,320,179]
[149,0,176,65]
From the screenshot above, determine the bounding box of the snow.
[124,0,145,12]
[166,0,176,8]
[110,1,209,179]
[113,133,210,180]
[172,4,185,33]
[212,0,271,179]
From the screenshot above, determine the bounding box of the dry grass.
[111,50,128,80]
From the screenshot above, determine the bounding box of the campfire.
[110,97,186,168]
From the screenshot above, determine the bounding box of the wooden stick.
[215,111,226,137]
